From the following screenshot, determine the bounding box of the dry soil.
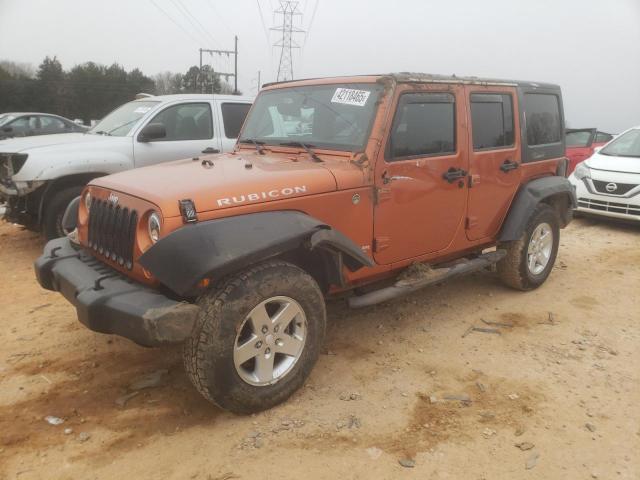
[0,217,639,479]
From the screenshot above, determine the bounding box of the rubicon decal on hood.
[217,185,308,207]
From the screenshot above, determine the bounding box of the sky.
[0,0,639,133]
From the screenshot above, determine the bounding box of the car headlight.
[574,162,591,180]
[148,212,161,243]
[84,191,92,212]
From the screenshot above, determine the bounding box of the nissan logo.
[605,182,618,193]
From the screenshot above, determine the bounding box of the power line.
[148,0,203,46]
[168,0,218,48]
[304,0,319,47]
[204,0,234,37]
[256,0,271,45]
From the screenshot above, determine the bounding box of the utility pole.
[198,37,239,94]
[271,1,304,82]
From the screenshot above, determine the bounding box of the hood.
[0,132,119,154]
[91,153,345,217]
[586,151,640,175]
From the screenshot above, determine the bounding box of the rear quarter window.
[524,93,562,146]
[221,103,251,138]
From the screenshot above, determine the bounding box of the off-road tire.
[497,203,560,291]
[42,186,83,240]
[183,260,326,414]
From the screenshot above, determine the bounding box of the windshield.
[0,115,15,127]
[600,129,640,158]
[566,130,594,147]
[89,100,159,136]
[239,83,383,151]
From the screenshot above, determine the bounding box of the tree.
[154,71,183,95]
[36,56,67,115]
[180,65,236,94]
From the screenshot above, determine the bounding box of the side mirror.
[138,123,166,142]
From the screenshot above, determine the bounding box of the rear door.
[464,86,521,241]
[373,84,469,264]
[216,101,252,152]
[133,101,222,167]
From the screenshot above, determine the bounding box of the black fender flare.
[62,196,80,232]
[499,176,577,242]
[139,211,374,296]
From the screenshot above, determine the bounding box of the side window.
[470,94,514,149]
[388,93,456,160]
[595,132,613,143]
[523,94,561,146]
[148,103,212,141]
[221,103,251,138]
[40,116,67,130]
[29,117,41,130]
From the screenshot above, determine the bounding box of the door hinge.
[373,236,390,252]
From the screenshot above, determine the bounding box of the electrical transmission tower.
[271,1,304,82]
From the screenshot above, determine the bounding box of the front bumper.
[570,174,640,222]
[34,237,200,346]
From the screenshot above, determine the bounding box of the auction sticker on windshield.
[331,88,371,107]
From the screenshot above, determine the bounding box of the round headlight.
[84,191,92,212]
[148,212,161,243]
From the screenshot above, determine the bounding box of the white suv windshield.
[89,100,159,137]
[600,129,640,158]
[239,83,383,151]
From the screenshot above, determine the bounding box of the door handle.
[500,159,519,172]
[442,167,468,183]
[202,147,220,154]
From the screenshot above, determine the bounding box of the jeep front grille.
[88,198,138,269]
[577,197,640,217]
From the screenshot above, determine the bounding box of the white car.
[0,94,253,238]
[569,125,640,222]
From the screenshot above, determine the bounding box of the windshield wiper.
[106,118,140,135]
[91,130,111,136]
[279,141,323,162]
[239,138,266,155]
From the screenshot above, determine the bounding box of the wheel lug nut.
[261,326,268,334]
[274,325,279,333]
[265,347,271,355]
[255,341,262,349]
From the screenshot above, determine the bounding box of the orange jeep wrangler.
[35,74,575,413]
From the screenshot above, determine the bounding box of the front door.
[373,85,469,265]
[464,86,522,240]
[133,101,221,168]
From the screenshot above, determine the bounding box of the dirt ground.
[0,217,639,480]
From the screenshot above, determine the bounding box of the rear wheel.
[183,260,326,414]
[497,203,560,291]
[42,186,83,240]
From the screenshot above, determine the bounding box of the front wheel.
[42,186,83,240]
[183,260,326,414]
[497,203,560,291]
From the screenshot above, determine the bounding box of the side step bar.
[348,250,506,308]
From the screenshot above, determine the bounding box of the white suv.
[569,126,640,222]
[0,94,253,238]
